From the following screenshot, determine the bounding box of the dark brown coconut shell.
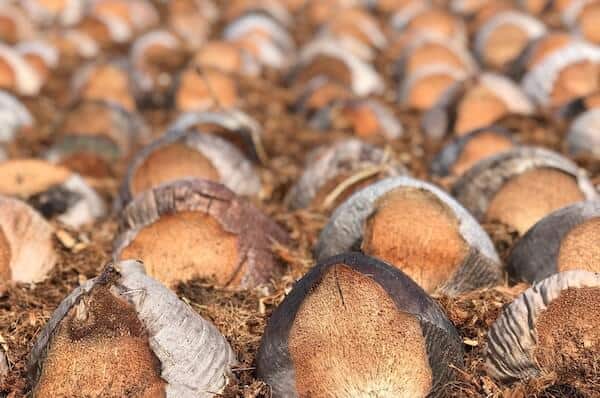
[285,139,409,211]
[451,147,598,234]
[430,126,516,177]
[113,178,289,290]
[507,200,600,283]
[316,176,503,295]
[118,127,261,208]
[257,252,464,398]
[28,260,236,397]
[486,270,600,383]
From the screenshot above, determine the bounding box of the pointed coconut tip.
[0,159,105,228]
[508,200,600,283]
[0,196,56,284]
[431,125,515,177]
[114,178,289,290]
[316,176,502,295]
[257,252,463,398]
[285,139,409,211]
[119,129,261,208]
[486,270,600,384]
[28,259,237,397]
[452,146,598,235]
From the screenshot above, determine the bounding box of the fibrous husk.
[285,139,409,210]
[0,196,57,284]
[315,176,502,295]
[118,128,261,207]
[291,37,383,96]
[430,125,515,177]
[167,109,266,164]
[0,159,106,228]
[28,260,237,397]
[257,252,464,398]
[113,178,289,290]
[565,109,600,157]
[451,147,598,229]
[507,200,600,283]
[486,270,600,383]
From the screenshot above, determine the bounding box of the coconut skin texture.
[257,252,464,398]
[118,128,261,209]
[507,200,600,283]
[114,178,289,290]
[451,147,598,233]
[285,139,409,211]
[315,176,502,295]
[28,260,237,398]
[486,270,600,383]
[0,196,57,283]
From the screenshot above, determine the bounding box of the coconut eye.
[45,100,149,178]
[316,176,502,295]
[119,128,260,207]
[431,126,515,177]
[28,260,237,397]
[0,196,56,284]
[114,179,288,290]
[286,139,409,211]
[507,200,600,283]
[257,252,464,398]
[486,270,600,383]
[474,11,546,70]
[452,147,598,235]
[0,159,105,228]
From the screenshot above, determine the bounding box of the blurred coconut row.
[0,0,598,397]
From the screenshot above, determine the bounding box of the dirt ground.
[1,1,599,397]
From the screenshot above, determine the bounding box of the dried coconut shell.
[257,252,464,398]
[28,260,237,397]
[113,178,289,290]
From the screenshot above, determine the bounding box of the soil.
[0,1,599,397]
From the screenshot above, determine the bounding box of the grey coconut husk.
[565,109,600,157]
[167,109,266,164]
[0,196,57,283]
[308,98,404,140]
[256,252,464,398]
[113,178,289,290]
[117,128,261,208]
[521,42,600,107]
[28,260,237,398]
[507,200,600,283]
[451,146,598,221]
[45,100,149,166]
[486,270,600,383]
[421,73,534,140]
[430,126,515,177]
[285,139,409,210]
[315,176,502,295]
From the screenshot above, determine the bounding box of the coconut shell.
[167,109,265,164]
[0,196,56,284]
[28,260,237,397]
[114,178,289,290]
[507,200,600,283]
[430,126,515,177]
[118,128,261,207]
[0,159,106,228]
[315,176,502,295]
[398,64,468,111]
[286,139,409,210]
[486,270,600,383]
[257,252,464,398]
[451,147,598,233]
[565,109,600,157]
